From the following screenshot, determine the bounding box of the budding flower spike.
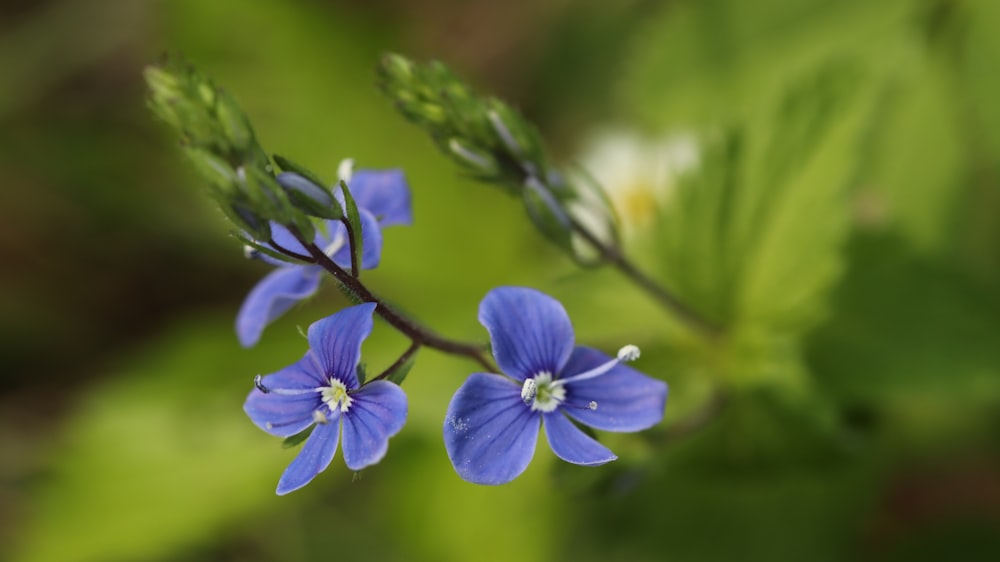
[244,303,408,495]
[235,166,412,347]
[443,287,668,485]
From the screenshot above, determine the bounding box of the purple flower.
[236,169,412,347]
[244,302,408,494]
[443,287,667,485]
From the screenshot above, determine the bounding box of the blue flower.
[236,169,412,347]
[443,287,668,485]
[244,302,408,494]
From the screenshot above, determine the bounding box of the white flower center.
[523,372,565,413]
[519,345,642,413]
[320,378,353,413]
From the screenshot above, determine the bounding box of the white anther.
[617,344,641,362]
[243,245,260,260]
[521,378,537,405]
[313,410,329,424]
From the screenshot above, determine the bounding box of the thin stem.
[268,240,315,263]
[276,232,497,372]
[567,215,722,338]
[339,217,360,277]
[372,341,420,382]
[499,153,722,337]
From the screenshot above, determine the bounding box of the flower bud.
[276,172,342,220]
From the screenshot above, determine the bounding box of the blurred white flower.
[574,128,699,241]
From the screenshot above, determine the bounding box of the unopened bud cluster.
[144,59,327,242]
[376,54,621,262]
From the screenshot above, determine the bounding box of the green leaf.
[381,350,417,386]
[339,179,364,275]
[655,62,876,339]
[281,425,314,449]
[356,362,367,385]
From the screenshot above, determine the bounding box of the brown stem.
[283,235,496,372]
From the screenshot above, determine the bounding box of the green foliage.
[654,63,874,361]
[338,179,364,275]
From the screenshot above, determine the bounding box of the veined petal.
[307,302,377,389]
[543,412,617,466]
[330,209,383,270]
[479,287,575,381]
[561,346,668,432]
[443,373,540,485]
[244,389,317,438]
[243,357,325,437]
[341,381,408,471]
[344,169,412,227]
[236,266,322,347]
[276,415,341,495]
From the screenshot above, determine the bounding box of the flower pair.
[245,286,667,493]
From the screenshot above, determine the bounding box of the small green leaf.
[281,425,314,449]
[382,351,417,386]
[356,362,367,386]
[339,179,364,274]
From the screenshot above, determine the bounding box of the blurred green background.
[2,0,999,560]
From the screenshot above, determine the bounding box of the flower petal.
[478,287,575,381]
[236,266,322,347]
[254,221,314,267]
[561,346,668,432]
[276,415,341,495]
[543,412,617,466]
[330,209,383,270]
[307,302,377,389]
[341,381,408,471]
[344,169,412,227]
[243,356,325,437]
[443,373,540,485]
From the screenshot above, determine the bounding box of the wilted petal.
[276,416,341,495]
[341,381,408,471]
[543,411,616,466]
[561,346,668,432]
[345,169,412,227]
[244,357,324,437]
[479,287,575,381]
[443,373,540,485]
[307,302,377,388]
[236,266,322,347]
[330,209,383,270]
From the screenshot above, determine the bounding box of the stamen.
[254,374,268,393]
[521,378,537,405]
[561,400,599,411]
[313,409,329,424]
[252,374,319,396]
[556,344,641,386]
[243,245,261,260]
